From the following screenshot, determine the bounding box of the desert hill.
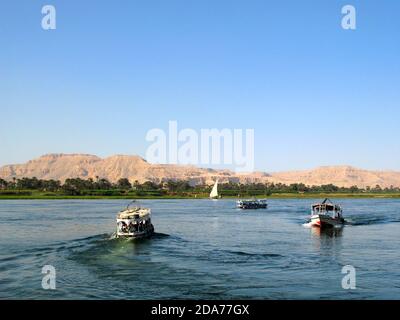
[1,154,399,188]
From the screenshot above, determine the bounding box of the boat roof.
[312,198,341,211]
[118,207,151,219]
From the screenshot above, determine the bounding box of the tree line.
[1,177,399,196]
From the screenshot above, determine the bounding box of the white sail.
[209,180,219,198]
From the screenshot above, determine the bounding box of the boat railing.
[126,200,141,210]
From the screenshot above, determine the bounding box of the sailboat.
[209,180,220,199]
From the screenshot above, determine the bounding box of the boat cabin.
[311,198,342,219]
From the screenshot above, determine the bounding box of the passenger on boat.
[119,221,128,233]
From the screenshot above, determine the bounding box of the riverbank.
[1,193,400,200]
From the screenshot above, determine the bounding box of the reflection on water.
[310,226,344,238]
[309,226,344,256]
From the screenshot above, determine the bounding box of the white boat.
[237,199,267,209]
[209,180,220,199]
[116,201,154,239]
[309,198,345,228]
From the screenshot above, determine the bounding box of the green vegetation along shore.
[1,177,400,199]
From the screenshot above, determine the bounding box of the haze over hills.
[1,154,400,188]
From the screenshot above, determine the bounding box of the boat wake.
[1,231,171,269]
[224,250,283,259]
[344,214,400,226]
[302,222,313,228]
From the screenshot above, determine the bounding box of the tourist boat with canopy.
[116,201,154,239]
[236,198,268,209]
[310,198,345,228]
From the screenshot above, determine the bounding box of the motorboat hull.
[237,203,268,209]
[310,214,344,228]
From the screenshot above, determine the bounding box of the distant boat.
[209,180,220,199]
[237,198,267,209]
[309,198,345,228]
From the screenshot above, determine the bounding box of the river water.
[0,199,399,299]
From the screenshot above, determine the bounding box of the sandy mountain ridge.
[1,153,400,188]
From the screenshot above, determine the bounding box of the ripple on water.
[0,199,399,299]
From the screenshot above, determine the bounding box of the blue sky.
[1,0,399,172]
